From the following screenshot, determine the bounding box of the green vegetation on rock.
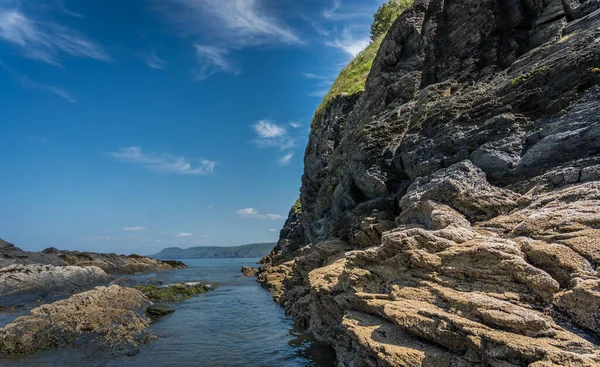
[292,197,302,213]
[371,0,414,41]
[315,0,413,119]
[316,37,383,119]
[135,283,210,303]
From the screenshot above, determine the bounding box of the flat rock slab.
[147,304,175,317]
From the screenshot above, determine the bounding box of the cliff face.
[261,1,600,365]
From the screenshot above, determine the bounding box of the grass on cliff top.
[314,36,384,120]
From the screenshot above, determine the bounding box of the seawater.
[0,258,337,367]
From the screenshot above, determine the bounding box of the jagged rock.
[259,0,600,365]
[0,285,154,356]
[241,266,260,277]
[0,264,110,308]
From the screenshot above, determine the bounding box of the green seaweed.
[135,283,210,303]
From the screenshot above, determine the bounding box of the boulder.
[0,285,153,356]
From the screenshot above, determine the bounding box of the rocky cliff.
[260,1,600,366]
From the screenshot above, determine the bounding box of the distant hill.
[150,243,275,259]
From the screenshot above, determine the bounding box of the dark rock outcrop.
[260,1,600,365]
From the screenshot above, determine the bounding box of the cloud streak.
[158,0,301,47]
[237,208,283,220]
[0,59,76,102]
[321,0,373,21]
[108,147,216,175]
[325,28,370,57]
[138,49,166,69]
[123,227,146,231]
[252,120,295,150]
[0,9,110,66]
[155,0,301,79]
[193,44,239,80]
[175,232,193,237]
[277,152,294,166]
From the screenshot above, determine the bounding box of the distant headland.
[149,242,275,259]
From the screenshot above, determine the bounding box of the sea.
[0,258,337,367]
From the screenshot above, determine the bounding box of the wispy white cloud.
[254,120,286,138]
[137,49,166,69]
[325,28,370,57]
[175,232,193,237]
[108,147,216,175]
[193,44,239,81]
[321,0,373,21]
[237,208,284,220]
[157,0,301,47]
[269,228,277,232]
[277,152,294,166]
[200,234,209,238]
[252,120,295,150]
[289,121,302,129]
[123,227,146,231]
[0,9,110,66]
[0,59,76,102]
[321,0,342,19]
[154,0,301,79]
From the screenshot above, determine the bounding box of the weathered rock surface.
[134,282,210,303]
[0,285,153,356]
[260,0,600,366]
[0,264,110,308]
[0,239,186,274]
[241,266,260,277]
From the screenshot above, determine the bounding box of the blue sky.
[0,0,384,254]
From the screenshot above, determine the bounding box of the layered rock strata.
[260,1,600,365]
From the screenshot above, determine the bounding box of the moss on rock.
[135,283,210,303]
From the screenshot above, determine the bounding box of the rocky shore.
[258,1,600,366]
[0,238,195,358]
[1,285,153,356]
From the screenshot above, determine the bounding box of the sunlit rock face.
[260,0,600,365]
[0,285,154,356]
